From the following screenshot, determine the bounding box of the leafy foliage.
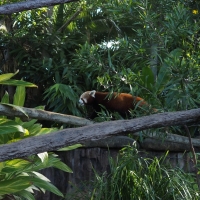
[0,72,75,199]
[0,0,200,198]
[1,0,200,120]
[90,144,200,200]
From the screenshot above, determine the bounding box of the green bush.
[90,144,200,200]
[0,72,74,199]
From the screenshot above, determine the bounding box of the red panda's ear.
[89,90,96,98]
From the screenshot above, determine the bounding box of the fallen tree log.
[134,132,200,151]
[0,108,200,161]
[0,104,93,126]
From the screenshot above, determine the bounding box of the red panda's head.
[79,90,96,106]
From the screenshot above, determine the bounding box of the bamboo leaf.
[37,152,48,165]
[15,190,35,200]
[155,63,170,93]
[0,176,31,195]
[0,70,19,82]
[31,177,64,197]
[1,91,9,104]
[13,85,25,107]
[141,66,155,90]
[0,79,37,87]
[58,144,82,151]
[0,125,25,135]
[0,91,9,119]
[1,103,28,118]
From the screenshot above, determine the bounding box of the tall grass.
[90,143,200,200]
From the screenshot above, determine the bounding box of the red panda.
[79,90,152,119]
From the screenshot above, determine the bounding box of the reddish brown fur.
[80,91,150,118]
[93,92,148,113]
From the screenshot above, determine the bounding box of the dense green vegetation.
[0,0,199,118]
[0,0,200,199]
[0,72,74,199]
[90,144,200,200]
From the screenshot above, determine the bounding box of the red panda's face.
[79,90,96,105]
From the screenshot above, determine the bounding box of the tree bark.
[0,108,200,161]
[0,104,93,126]
[0,0,79,15]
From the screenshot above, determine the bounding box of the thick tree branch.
[0,104,93,126]
[0,0,79,15]
[0,108,200,161]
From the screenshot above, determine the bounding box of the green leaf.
[0,125,25,135]
[169,48,183,58]
[0,162,5,172]
[13,85,26,123]
[27,123,42,135]
[35,105,45,110]
[13,85,25,107]
[141,66,155,90]
[0,70,19,82]
[58,144,82,151]
[53,161,73,173]
[0,176,31,195]
[37,152,48,165]
[1,91,9,104]
[31,171,50,182]
[155,63,170,93]
[35,128,59,135]
[0,79,37,87]
[3,159,31,173]
[21,119,38,129]
[0,119,20,126]
[0,91,9,119]
[31,177,64,197]
[1,103,28,118]
[15,190,35,200]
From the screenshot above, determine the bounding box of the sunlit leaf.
[35,128,59,135]
[14,85,25,107]
[58,144,82,151]
[37,152,48,165]
[31,176,64,197]
[53,162,73,173]
[0,79,37,87]
[1,103,28,118]
[0,176,31,195]
[0,125,25,135]
[1,91,9,104]
[0,70,19,82]
[31,171,50,182]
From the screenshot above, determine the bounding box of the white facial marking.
[79,99,84,105]
[79,92,88,105]
[89,90,96,98]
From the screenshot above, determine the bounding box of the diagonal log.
[0,108,200,161]
[0,104,93,126]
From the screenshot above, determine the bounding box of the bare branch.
[0,108,200,161]
[0,104,93,126]
[0,0,79,15]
